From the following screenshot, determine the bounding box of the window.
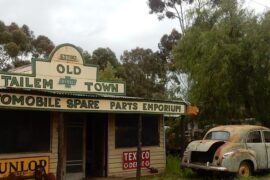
[264,131,270,143]
[204,131,230,141]
[247,131,262,143]
[115,114,159,148]
[0,110,51,153]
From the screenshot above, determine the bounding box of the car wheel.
[238,161,252,177]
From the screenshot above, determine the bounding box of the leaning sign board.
[0,44,125,95]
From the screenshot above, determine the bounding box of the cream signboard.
[0,44,125,95]
[0,92,185,114]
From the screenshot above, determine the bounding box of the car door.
[246,130,267,169]
[262,131,270,168]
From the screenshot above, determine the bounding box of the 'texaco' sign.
[123,150,150,170]
[0,156,49,178]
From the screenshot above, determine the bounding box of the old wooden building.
[0,44,191,180]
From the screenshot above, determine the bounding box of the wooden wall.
[107,114,166,178]
[49,112,59,175]
[0,112,166,179]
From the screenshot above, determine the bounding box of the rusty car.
[181,125,270,177]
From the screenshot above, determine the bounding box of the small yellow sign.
[0,156,49,178]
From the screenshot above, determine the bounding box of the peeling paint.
[182,125,270,175]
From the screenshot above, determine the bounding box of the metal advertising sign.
[122,150,150,170]
[0,156,49,178]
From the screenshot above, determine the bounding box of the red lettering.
[122,150,151,170]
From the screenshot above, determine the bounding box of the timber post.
[136,114,142,179]
[180,115,186,157]
[57,112,65,180]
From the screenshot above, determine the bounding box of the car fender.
[221,149,257,172]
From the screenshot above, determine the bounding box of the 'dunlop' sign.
[122,150,150,170]
[0,156,49,178]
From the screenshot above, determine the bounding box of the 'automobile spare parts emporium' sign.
[0,92,185,114]
[0,156,49,178]
[123,150,150,170]
[0,44,125,95]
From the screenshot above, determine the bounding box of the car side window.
[263,131,270,143]
[247,131,262,143]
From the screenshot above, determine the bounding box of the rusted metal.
[181,125,270,177]
[186,105,199,116]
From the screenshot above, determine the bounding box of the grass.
[139,154,197,180]
[165,154,197,179]
[139,154,270,180]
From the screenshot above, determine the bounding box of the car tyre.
[238,161,252,177]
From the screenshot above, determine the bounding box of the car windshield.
[204,131,230,141]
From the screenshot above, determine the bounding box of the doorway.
[86,113,108,177]
[64,113,85,180]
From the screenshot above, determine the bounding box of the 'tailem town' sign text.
[0,44,126,95]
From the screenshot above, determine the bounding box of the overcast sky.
[0,0,269,58]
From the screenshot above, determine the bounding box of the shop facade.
[0,44,189,179]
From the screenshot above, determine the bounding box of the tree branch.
[173,2,186,34]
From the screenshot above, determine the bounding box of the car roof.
[206,125,270,142]
[209,125,269,132]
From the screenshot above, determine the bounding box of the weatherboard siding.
[49,112,59,175]
[107,114,165,177]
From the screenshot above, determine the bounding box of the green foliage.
[82,51,91,65]
[173,0,270,124]
[147,0,194,33]
[0,20,55,70]
[165,118,181,152]
[4,42,19,58]
[0,21,5,32]
[158,29,188,100]
[32,35,54,58]
[138,155,196,179]
[91,47,119,70]
[165,154,181,175]
[119,48,167,99]
[165,154,198,179]
[147,0,220,35]
[98,62,121,81]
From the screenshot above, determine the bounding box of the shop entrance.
[64,113,108,180]
[65,113,85,180]
[86,113,108,177]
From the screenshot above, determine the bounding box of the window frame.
[246,130,263,144]
[263,130,270,143]
[0,110,52,154]
[114,114,160,148]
